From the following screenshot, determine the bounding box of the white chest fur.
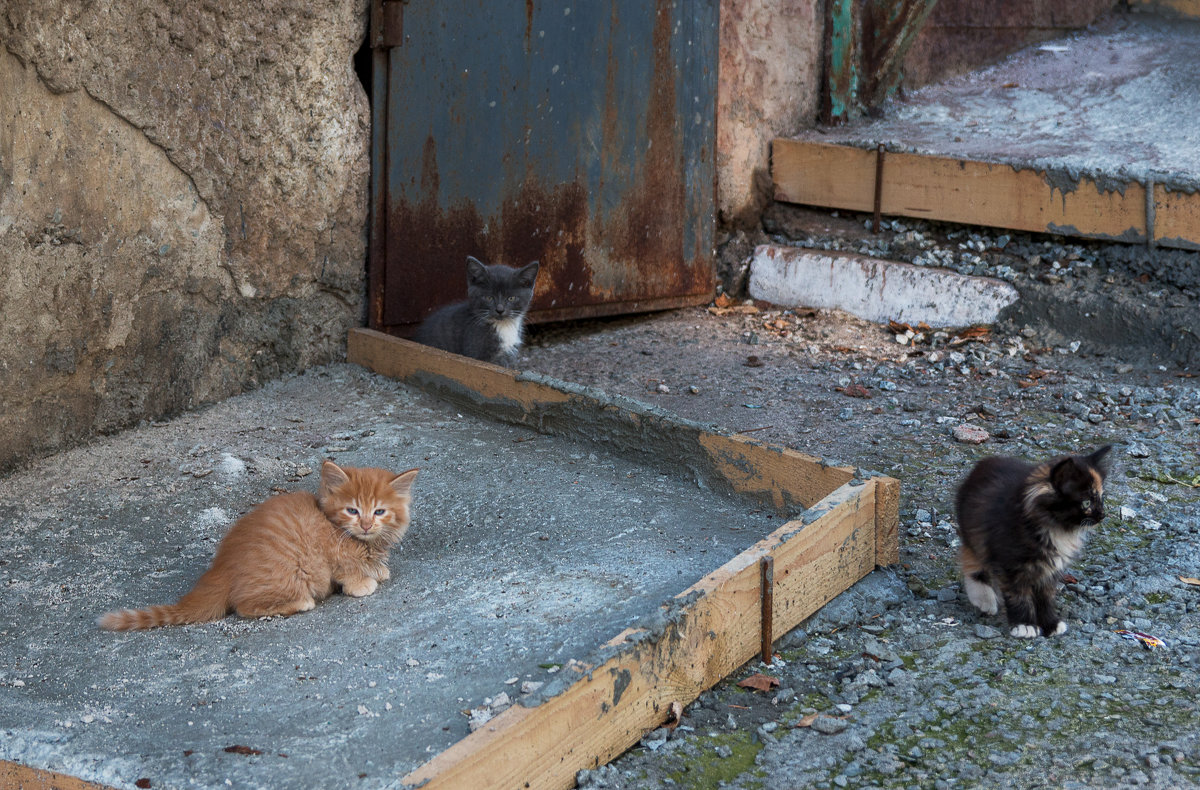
[1047,527,1086,570]
[493,316,523,355]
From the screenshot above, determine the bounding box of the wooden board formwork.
[0,762,113,790]
[772,139,1200,251]
[1130,0,1200,17]
[347,328,899,789]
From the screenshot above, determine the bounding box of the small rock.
[715,744,734,758]
[974,625,1002,639]
[218,454,246,477]
[467,708,493,731]
[656,384,670,394]
[294,465,313,477]
[772,687,796,705]
[953,424,989,444]
[811,716,849,735]
[490,692,511,711]
[640,727,670,751]
[520,680,544,695]
[1127,443,1151,458]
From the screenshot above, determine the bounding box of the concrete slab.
[748,245,1019,327]
[0,365,779,788]
[806,14,1200,192]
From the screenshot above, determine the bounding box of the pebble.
[811,716,849,735]
[952,424,989,444]
[974,625,1002,639]
[1127,443,1151,458]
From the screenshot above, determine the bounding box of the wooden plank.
[698,433,855,510]
[772,139,1200,250]
[0,761,112,790]
[348,327,572,410]
[402,481,879,789]
[874,475,901,567]
[348,328,858,510]
[1130,0,1200,17]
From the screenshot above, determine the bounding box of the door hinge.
[371,0,407,48]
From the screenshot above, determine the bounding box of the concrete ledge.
[748,245,1019,327]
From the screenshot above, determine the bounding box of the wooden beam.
[772,139,1200,250]
[402,480,881,789]
[0,761,113,790]
[1130,0,1200,17]
[348,329,867,511]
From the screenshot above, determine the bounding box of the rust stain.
[524,0,535,54]
[499,179,593,312]
[384,135,488,329]
[596,0,711,301]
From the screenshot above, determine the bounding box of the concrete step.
[748,244,1019,327]
[773,13,1200,251]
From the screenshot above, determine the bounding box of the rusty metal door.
[368,1,717,332]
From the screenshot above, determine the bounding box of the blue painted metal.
[372,0,718,329]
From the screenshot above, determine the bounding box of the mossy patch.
[665,730,765,790]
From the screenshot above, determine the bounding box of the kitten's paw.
[964,577,999,615]
[374,566,391,582]
[1051,620,1068,636]
[1011,624,1041,639]
[343,578,378,597]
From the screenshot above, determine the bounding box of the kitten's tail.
[98,569,230,631]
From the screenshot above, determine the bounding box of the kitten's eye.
[508,296,519,303]
[346,507,359,516]
[374,508,386,516]
[1081,500,1092,510]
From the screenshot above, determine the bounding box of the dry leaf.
[714,293,733,309]
[664,700,684,730]
[737,673,780,692]
[1061,573,1079,584]
[224,745,263,756]
[1179,577,1200,586]
[838,383,872,399]
[795,713,819,728]
[707,305,760,316]
[888,320,913,334]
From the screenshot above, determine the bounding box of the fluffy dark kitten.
[414,257,540,366]
[955,445,1112,638]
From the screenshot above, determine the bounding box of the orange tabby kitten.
[99,460,418,630]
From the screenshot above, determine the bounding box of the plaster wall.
[0,0,370,471]
[718,0,823,227]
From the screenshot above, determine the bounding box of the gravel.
[522,241,1200,788]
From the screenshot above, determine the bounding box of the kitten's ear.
[1048,457,1083,491]
[516,260,540,287]
[466,256,488,285]
[389,468,419,498]
[1089,444,1113,474]
[320,460,350,496]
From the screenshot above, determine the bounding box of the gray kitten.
[413,257,540,366]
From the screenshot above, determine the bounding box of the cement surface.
[808,14,1200,191]
[748,245,1020,327]
[0,365,774,788]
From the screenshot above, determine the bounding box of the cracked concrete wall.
[718,0,823,228]
[0,0,370,472]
